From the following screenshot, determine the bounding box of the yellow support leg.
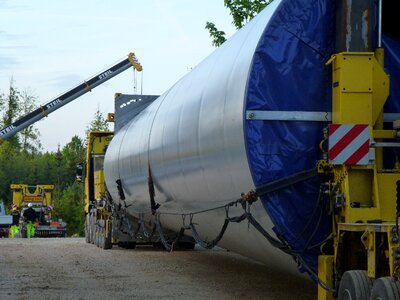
[318,255,335,300]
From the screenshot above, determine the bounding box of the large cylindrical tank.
[105,0,400,275]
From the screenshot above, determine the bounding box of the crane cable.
[133,68,137,94]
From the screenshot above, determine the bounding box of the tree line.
[0,0,269,236]
[0,79,109,236]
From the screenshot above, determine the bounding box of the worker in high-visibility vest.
[23,203,37,238]
[26,222,36,238]
[9,225,19,237]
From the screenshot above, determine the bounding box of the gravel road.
[0,238,316,299]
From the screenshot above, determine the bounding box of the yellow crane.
[10,184,66,238]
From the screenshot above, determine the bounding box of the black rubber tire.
[98,220,104,249]
[97,223,101,247]
[90,215,95,244]
[92,217,96,245]
[118,241,136,249]
[338,270,372,300]
[370,277,400,300]
[103,220,112,250]
[124,242,136,249]
[95,221,99,247]
[84,215,90,243]
[152,242,165,249]
[178,242,196,250]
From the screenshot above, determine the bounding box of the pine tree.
[85,108,110,139]
[20,89,42,154]
[1,78,21,149]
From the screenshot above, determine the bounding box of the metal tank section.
[105,0,400,276]
[105,0,300,273]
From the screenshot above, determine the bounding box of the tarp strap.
[148,165,160,214]
[189,218,229,249]
[155,218,185,252]
[139,216,156,239]
[256,168,318,197]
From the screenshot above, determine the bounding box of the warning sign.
[328,124,370,165]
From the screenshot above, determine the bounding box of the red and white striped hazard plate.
[328,124,370,165]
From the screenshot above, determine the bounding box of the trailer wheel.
[370,277,400,300]
[152,242,165,249]
[178,242,196,250]
[118,241,136,249]
[338,270,372,300]
[103,220,112,250]
[99,220,107,249]
[85,215,90,243]
[89,215,93,243]
[124,242,136,249]
[95,221,100,247]
[97,220,103,248]
[90,215,95,244]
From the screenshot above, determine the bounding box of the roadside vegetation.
[0,1,270,236]
[206,0,273,47]
[0,79,108,236]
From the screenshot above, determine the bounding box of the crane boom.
[0,52,142,143]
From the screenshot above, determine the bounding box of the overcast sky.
[0,0,236,151]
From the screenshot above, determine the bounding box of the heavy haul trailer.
[81,94,196,249]
[10,184,66,237]
[81,131,114,248]
[98,0,400,299]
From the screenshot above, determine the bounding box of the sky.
[0,0,236,152]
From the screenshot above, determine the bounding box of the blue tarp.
[245,0,400,274]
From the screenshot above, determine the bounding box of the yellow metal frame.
[10,184,54,207]
[328,51,389,125]
[326,50,396,224]
[95,206,113,241]
[128,52,143,72]
[83,131,113,214]
[318,49,400,299]
[318,255,335,300]
[334,223,398,278]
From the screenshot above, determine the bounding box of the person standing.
[23,203,37,238]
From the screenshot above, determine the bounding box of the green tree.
[206,0,273,47]
[85,108,110,138]
[53,182,85,236]
[0,80,41,152]
[0,135,87,236]
[25,152,59,186]
[205,22,227,47]
[1,78,21,149]
[0,141,17,205]
[19,89,41,154]
[60,135,86,187]
[51,136,87,236]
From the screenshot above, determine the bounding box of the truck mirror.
[76,162,85,182]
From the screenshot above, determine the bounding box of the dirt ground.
[0,238,316,300]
